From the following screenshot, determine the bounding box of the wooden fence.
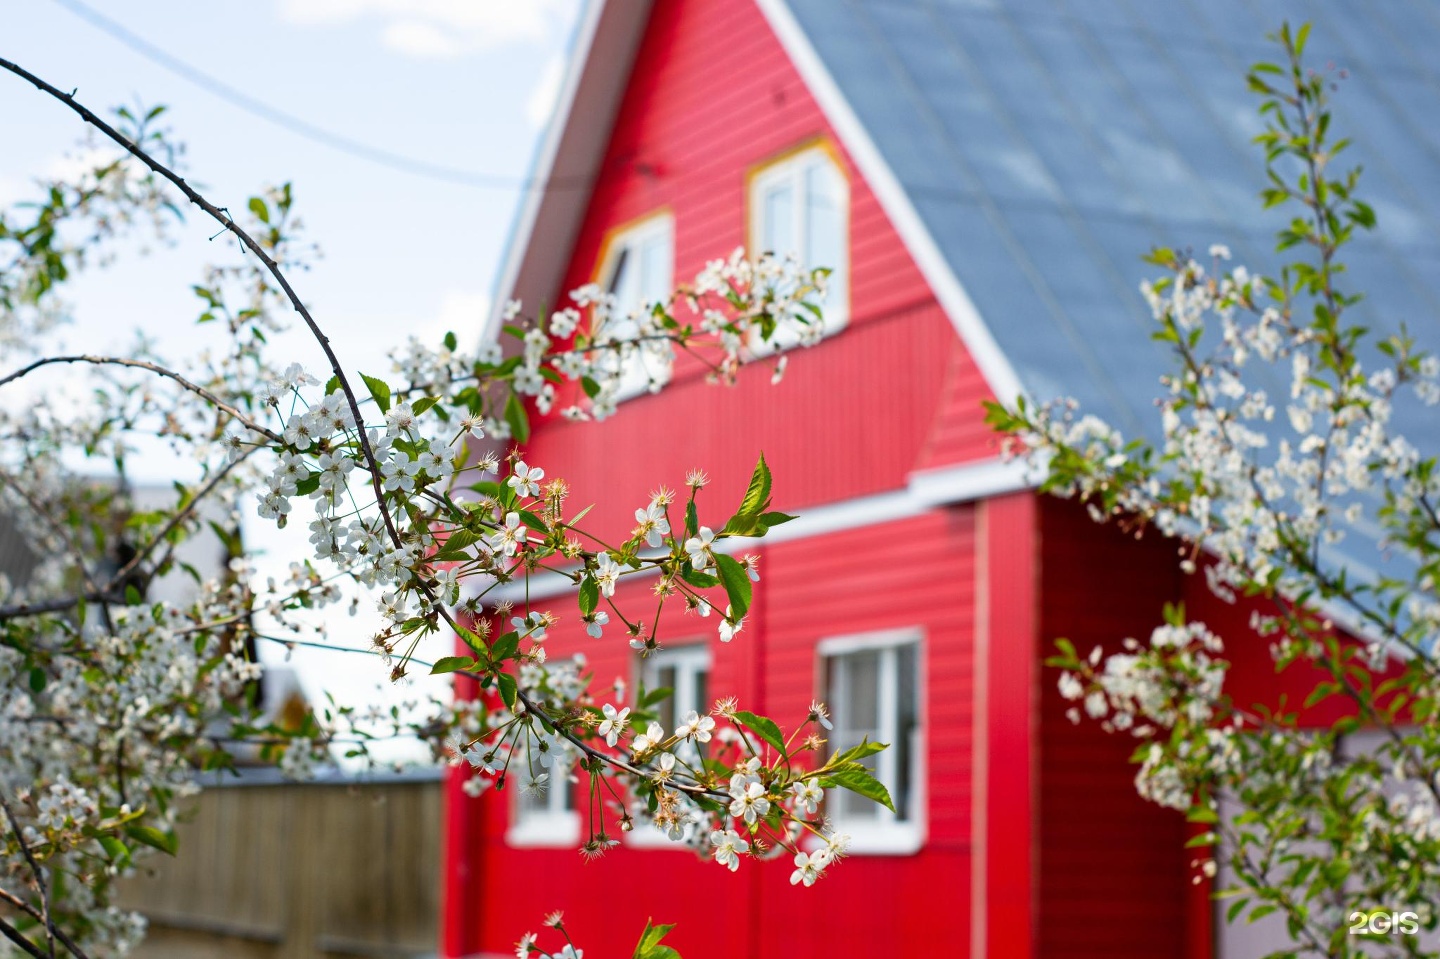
[117,770,443,959]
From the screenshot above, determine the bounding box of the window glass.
[597,215,674,399]
[824,638,920,827]
[515,738,575,821]
[631,644,712,844]
[748,145,849,354]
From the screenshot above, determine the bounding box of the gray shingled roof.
[783,0,1440,593]
[785,0,1440,439]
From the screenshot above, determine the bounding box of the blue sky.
[2,0,582,763]
[3,0,579,380]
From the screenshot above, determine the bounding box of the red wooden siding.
[447,0,1019,953]
[515,0,996,553]
[1035,496,1194,959]
[447,508,977,958]
[978,492,1040,959]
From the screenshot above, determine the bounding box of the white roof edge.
[464,456,1036,604]
[752,0,1027,407]
[481,0,651,346]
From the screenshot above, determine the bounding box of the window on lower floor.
[628,642,711,847]
[507,732,579,847]
[819,630,923,853]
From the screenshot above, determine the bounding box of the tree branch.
[0,916,46,959]
[0,56,400,550]
[0,887,91,959]
[0,354,280,443]
[0,794,55,959]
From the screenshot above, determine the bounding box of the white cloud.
[525,56,565,128]
[0,174,28,210]
[415,289,490,347]
[0,147,134,210]
[381,20,463,59]
[277,0,579,59]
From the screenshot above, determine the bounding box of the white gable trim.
[480,0,603,346]
[482,0,654,347]
[752,0,1026,407]
[464,456,1035,604]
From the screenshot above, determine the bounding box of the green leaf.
[361,373,391,413]
[504,391,530,444]
[28,667,46,693]
[640,685,674,709]
[758,511,795,529]
[248,196,270,224]
[490,631,520,664]
[97,834,130,865]
[412,396,439,417]
[732,710,786,755]
[828,766,895,813]
[444,331,458,351]
[1186,805,1219,824]
[294,472,320,497]
[834,738,886,766]
[1247,904,1277,924]
[578,576,599,616]
[632,919,682,959]
[324,375,340,395]
[125,825,178,856]
[457,626,488,657]
[429,655,478,675]
[714,553,752,619]
[737,452,772,516]
[680,566,720,589]
[517,510,549,534]
[497,672,518,708]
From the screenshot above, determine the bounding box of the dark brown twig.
[0,57,401,550]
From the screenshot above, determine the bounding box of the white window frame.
[506,738,580,848]
[594,212,675,400]
[746,142,850,355]
[627,642,712,848]
[815,628,925,855]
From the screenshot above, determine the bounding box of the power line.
[50,0,589,192]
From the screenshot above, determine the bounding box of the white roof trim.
[482,0,653,346]
[753,0,1026,406]
[465,456,1035,604]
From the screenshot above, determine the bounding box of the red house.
[442,2,1440,956]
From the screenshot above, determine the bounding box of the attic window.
[595,212,674,400]
[747,142,849,353]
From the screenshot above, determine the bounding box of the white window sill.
[810,820,924,856]
[506,812,581,848]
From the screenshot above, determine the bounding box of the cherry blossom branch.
[0,451,252,623]
[107,449,252,588]
[0,56,402,549]
[1,793,56,959]
[0,886,90,959]
[0,472,112,631]
[511,687,727,800]
[0,916,46,959]
[0,354,281,443]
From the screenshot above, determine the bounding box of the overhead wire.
[49,0,590,192]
